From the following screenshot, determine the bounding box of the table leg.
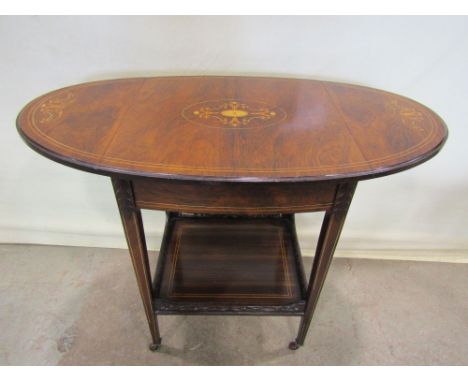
[112,178,162,351]
[289,181,357,350]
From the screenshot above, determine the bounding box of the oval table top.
[17,76,448,183]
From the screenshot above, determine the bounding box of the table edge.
[17,118,448,184]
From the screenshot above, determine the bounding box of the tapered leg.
[112,178,162,351]
[289,182,357,350]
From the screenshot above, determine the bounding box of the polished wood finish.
[16,76,448,352]
[111,178,161,350]
[153,214,306,315]
[133,178,336,215]
[290,182,357,350]
[17,76,447,182]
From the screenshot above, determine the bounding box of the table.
[16,76,448,351]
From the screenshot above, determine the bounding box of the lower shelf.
[153,214,307,316]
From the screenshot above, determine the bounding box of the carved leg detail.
[112,178,162,349]
[293,182,357,347]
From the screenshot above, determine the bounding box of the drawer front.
[132,179,336,214]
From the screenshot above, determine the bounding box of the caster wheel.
[288,341,300,350]
[149,342,161,351]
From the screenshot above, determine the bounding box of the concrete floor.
[0,244,466,365]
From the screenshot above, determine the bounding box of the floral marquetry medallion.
[35,92,76,124]
[182,100,287,128]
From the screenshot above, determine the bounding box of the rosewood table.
[16,76,447,351]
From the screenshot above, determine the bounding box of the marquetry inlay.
[36,92,75,123]
[390,99,426,132]
[182,100,287,128]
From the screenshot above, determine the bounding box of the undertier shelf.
[153,214,307,316]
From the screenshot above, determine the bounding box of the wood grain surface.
[155,215,305,311]
[132,178,337,214]
[17,76,448,182]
